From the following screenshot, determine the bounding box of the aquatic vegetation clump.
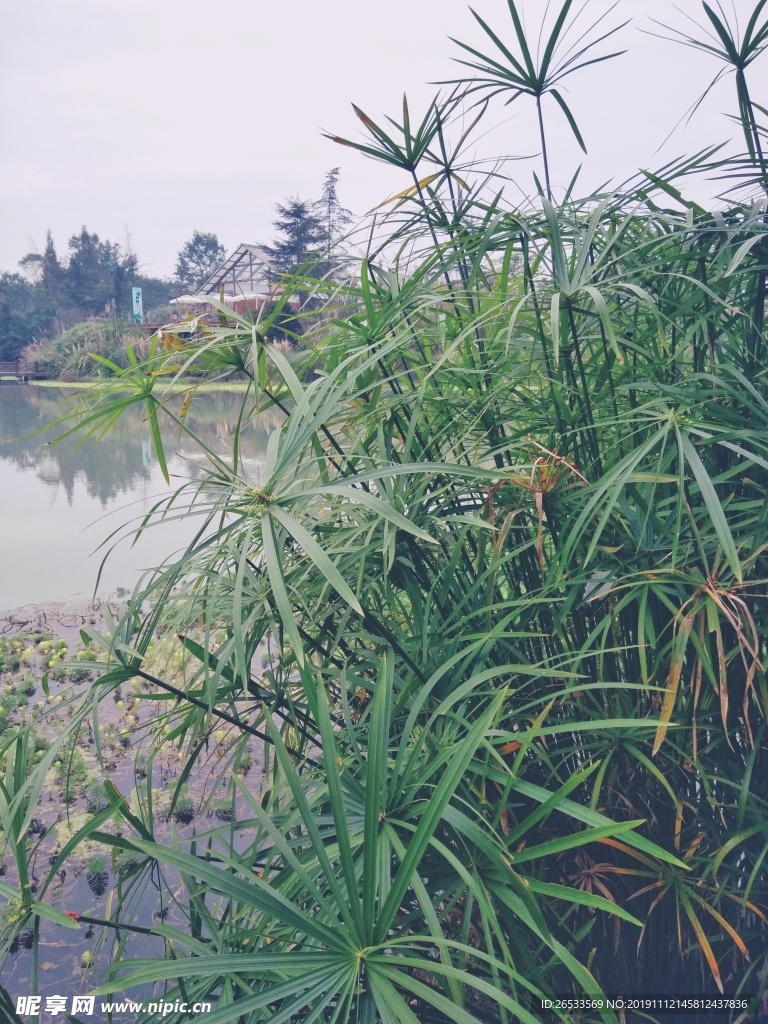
[85,856,110,897]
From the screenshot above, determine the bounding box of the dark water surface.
[0,384,277,611]
[0,622,265,1020]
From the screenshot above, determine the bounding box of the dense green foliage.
[2,2,768,1022]
[0,272,55,362]
[175,231,227,294]
[0,228,174,361]
[19,318,147,380]
[265,170,353,281]
[0,183,350,368]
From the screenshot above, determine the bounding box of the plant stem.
[536,95,552,200]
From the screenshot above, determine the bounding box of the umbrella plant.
[2,1,768,1021]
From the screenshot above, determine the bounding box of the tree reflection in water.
[0,385,283,608]
[0,386,281,506]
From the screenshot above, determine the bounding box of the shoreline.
[0,596,116,644]
[19,379,252,393]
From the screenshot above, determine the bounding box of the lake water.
[0,384,277,611]
[0,384,280,1015]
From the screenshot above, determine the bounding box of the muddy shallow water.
[0,598,266,1021]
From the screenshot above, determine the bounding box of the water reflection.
[0,385,280,610]
[0,386,280,505]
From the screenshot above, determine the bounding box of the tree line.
[0,168,351,362]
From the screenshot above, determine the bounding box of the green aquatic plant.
[53,743,88,803]
[0,729,81,1000]
[85,779,111,815]
[86,855,107,875]
[85,856,110,898]
[171,787,195,824]
[134,752,148,779]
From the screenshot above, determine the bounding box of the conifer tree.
[41,231,65,319]
[314,167,352,252]
[263,199,324,277]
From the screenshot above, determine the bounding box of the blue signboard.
[132,287,143,324]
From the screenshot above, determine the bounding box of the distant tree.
[96,237,139,316]
[263,199,324,278]
[0,228,172,361]
[65,228,139,318]
[133,274,176,318]
[313,167,353,252]
[263,173,352,288]
[18,252,44,285]
[175,231,225,293]
[66,229,109,314]
[0,273,55,360]
[41,231,66,322]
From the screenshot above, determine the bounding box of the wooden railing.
[0,361,48,380]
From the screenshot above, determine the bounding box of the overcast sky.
[2,0,764,279]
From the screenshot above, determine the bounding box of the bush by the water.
[20,318,147,380]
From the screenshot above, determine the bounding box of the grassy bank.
[28,379,252,393]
